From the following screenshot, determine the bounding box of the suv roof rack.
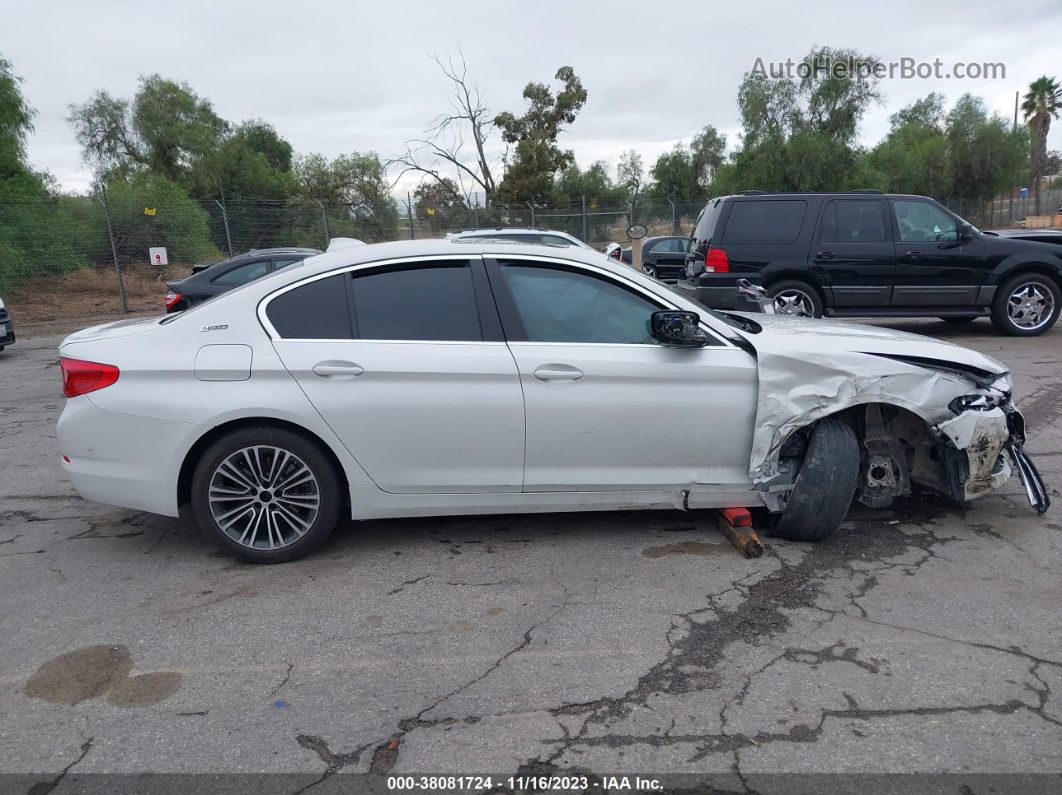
[847,189,883,194]
[740,190,767,195]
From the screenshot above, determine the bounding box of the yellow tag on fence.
[144,207,157,216]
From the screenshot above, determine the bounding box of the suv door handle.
[904,250,924,259]
[533,365,583,382]
[815,250,834,259]
[312,361,365,378]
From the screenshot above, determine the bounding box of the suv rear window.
[722,200,807,244]
[692,199,724,243]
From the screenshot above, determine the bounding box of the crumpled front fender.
[932,407,1010,500]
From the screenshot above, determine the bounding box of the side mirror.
[650,311,710,347]
[957,222,975,241]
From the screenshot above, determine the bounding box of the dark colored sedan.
[164,248,319,313]
[620,235,690,281]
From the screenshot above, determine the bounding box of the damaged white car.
[55,240,1048,563]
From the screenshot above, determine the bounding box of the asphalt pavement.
[1,318,1060,792]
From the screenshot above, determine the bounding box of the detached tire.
[191,426,342,563]
[771,418,859,542]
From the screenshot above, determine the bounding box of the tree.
[1021,76,1061,215]
[414,177,472,233]
[722,47,882,193]
[189,120,294,200]
[392,51,497,205]
[552,160,626,206]
[946,94,1026,208]
[616,149,643,198]
[690,126,727,188]
[647,126,727,201]
[494,66,588,204]
[68,75,226,185]
[866,94,950,198]
[294,152,398,241]
[0,53,36,187]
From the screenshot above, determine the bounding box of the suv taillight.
[61,358,120,398]
[163,290,182,309]
[705,248,729,273]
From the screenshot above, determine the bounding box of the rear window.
[692,199,724,242]
[267,274,353,339]
[722,200,808,244]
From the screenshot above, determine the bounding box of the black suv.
[620,235,689,281]
[682,191,1062,336]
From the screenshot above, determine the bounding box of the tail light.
[61,358,120,398]
[163,290,182,310]
[705,248,730,273]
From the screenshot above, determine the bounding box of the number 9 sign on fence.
[149,247,168,266]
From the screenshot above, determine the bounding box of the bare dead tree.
[390,50,496,206]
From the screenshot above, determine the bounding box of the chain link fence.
[1,189,1059,326]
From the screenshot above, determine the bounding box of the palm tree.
[1022,76,1062,216]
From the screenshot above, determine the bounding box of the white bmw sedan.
[56,239,1048,562]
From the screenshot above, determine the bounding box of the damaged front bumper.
[933,407,1049,513]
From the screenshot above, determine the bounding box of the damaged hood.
[726,313,1011,483]
[728,313,1007,377]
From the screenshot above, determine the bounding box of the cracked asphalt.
[1,318,1061,792]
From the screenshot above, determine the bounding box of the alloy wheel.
[773,289,815,317]
[1007,282,1055,331]
[207,446,320,550]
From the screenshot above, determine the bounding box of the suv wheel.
[191,426,342,563]
[643,265,657,279]
[990,273,1061,336]
[768,280,823,318]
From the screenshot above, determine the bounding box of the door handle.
[904,250,924,259]
[533,365,583,382]
[312,361,365,378]
[815,250,834,259]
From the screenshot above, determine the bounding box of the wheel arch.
[988,257,1062,290]
[177,417,352,515]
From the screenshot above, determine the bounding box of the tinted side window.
[351,264,481,341]
[213,260,270,286]
[500,264,658,344]
[722,200,807,244]
[820,200,886,243]
[893,200,958,243]
[267,274,353,339]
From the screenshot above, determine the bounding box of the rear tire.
[771,418,859,542]
[768,279,824,318]
[191,426,342,563]
[990,273,1060,336]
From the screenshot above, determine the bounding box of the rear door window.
[350,263,482,341]
[722,200,807,244]
[820,200,887,243]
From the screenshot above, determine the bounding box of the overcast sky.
[3,0,1061,197]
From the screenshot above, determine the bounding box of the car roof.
[276,238,613,281]
[448,228,577,238]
